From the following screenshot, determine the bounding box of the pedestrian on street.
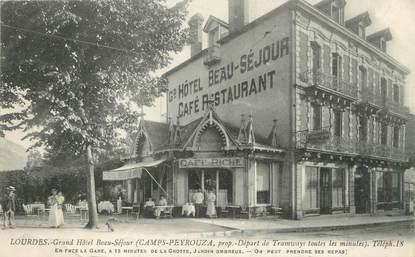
[2,186,16,229]
[48,188,64,228]
[193,189,204,218]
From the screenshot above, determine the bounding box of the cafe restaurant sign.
[178,158,245,169]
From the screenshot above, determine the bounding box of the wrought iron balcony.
[203,45,221,66]
[296,129,409,162]
[299,70,358,99]
[383,99,410,115]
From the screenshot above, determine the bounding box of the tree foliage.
[1,0,189,227]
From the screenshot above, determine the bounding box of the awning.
[103,159,166,181]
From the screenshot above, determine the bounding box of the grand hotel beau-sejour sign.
[178,158,245,169]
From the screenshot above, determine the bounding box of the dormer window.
[331,5,344,24]
[380,38,386,52]
[358,23,365,39]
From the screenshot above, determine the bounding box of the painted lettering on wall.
[168,36,290,118]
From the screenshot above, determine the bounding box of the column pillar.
[294,163,304,219]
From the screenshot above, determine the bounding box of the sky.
[4,0,415,149]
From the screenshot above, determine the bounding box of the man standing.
[3,186,16,229]
[193,189,204,218]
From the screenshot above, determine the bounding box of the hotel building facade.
[103,0,412,219]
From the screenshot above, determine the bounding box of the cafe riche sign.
[178,158,245,168]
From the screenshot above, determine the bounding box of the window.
[208,27,219,47]
[312,104,322,130]
[393,84,400,103]
[311,42,321,84]
[359,66,367,93]
[256,161,270,204]
[381,124,388,145]
[331,6,343,24]
[381,78,387,104]
[377,172,385,203]
[331,168,344,208]
[332,53,342,87]
[358,23,366,39]
[377,172,401,208]
[380,37,386,52]
[334,110,342,137]
[359,116,367,142]
[393,126,400,148]
[304,167,319,209]
[391,173,400,202]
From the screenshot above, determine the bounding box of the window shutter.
[343,55,350,82]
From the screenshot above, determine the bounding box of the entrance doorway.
[188,169,233,207]
[355,167,370,213]
[320,168,331,214]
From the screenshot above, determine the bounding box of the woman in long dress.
[48,189,64,228]
[205,190,217,218]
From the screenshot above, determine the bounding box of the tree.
[1,0,189,228]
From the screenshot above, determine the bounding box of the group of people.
[1,186,65,229]
[143,195,168,218]
[183,189,217,218]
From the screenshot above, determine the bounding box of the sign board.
[178,158,245,169]
[103,169,142,181]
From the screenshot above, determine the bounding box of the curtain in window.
[256,161,270,204]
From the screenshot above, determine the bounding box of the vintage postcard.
[0,0,414,257]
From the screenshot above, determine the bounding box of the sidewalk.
[7,213,415,237]
[188,214,415,237]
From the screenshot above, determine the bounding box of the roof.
[367,28,393,41]
[203,15,229,33]
[164,0,409,78]
[315,0,346,8]
[345,11,372,27]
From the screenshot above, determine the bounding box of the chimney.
[188,13,204,57]
[228,0,250,33]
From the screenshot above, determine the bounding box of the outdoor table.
[227,205,241,219]
[98,201,114,214]
[122,206,133,219]
[154,205,174,218]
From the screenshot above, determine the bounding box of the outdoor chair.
[219,206,231,218]
[239,206,252,219]
[22,204,37,217]
[131,204,141,221]
[64,204,78,216]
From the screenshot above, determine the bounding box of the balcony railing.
[299,70,358,99]
[203,45,221,66]
[384,100,410,115]
[296,129,409,162]
[358,88,410,115]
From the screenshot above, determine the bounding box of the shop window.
[377,172,401,209]
[331,168,344,208]
[393,126,400,148]
[312,103,322,131]
[393,84,400,103]
[304,167,319,210]
[334,110,342,137]
[380,124,388,145]
[256,161,270,204]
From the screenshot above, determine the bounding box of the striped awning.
[102,159,166,181]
